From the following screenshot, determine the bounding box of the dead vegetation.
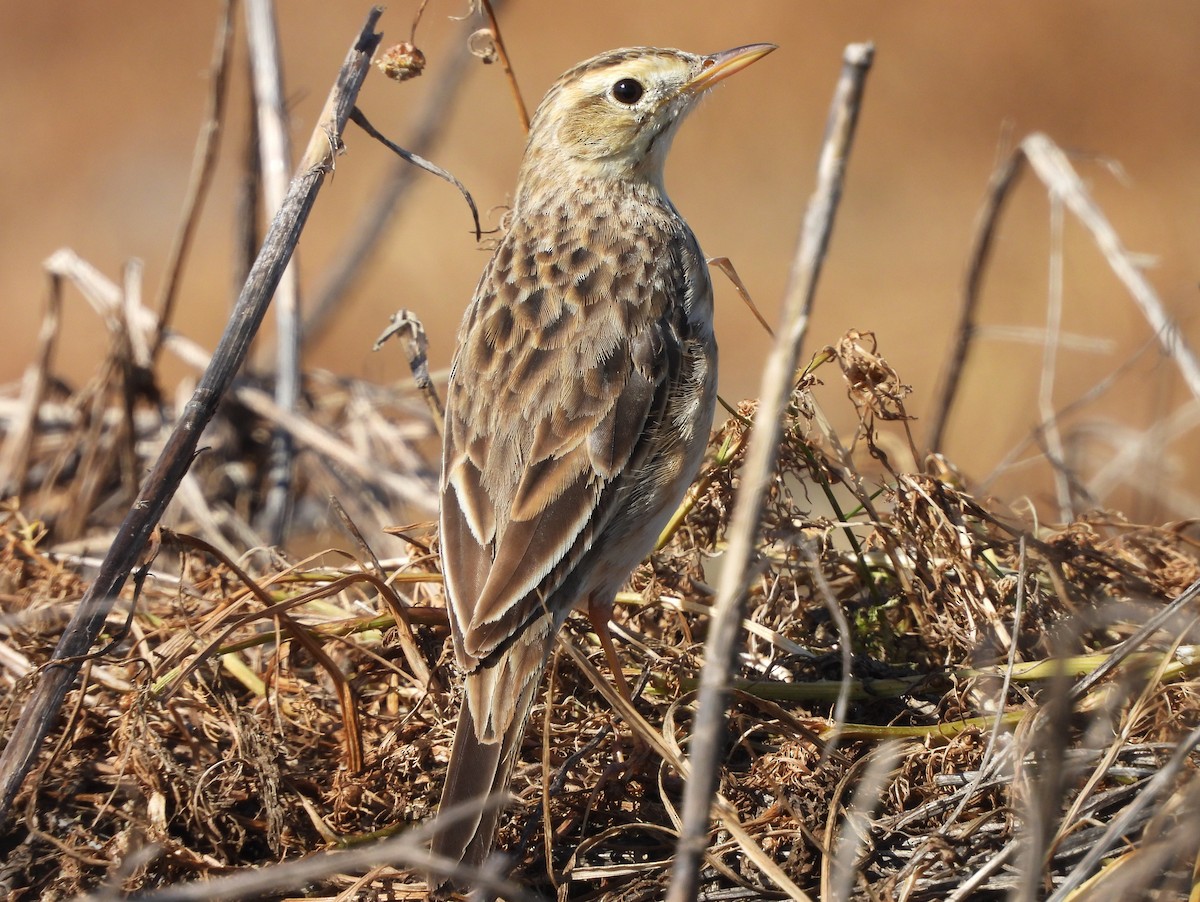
[2,313,1199,900]
[2,4,1200,902]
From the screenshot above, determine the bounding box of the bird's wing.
[439,222,687,671]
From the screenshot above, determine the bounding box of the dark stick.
[149,0,236,365]
[927,148,1025,455]
[932,131,1200,456]
[0,7,385,830]
[665,43,873,902]
[233,79,263,299]
[348,106,480,241]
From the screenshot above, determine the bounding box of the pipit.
[431,42,776,884]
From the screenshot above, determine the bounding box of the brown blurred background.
[3,1,1198,521]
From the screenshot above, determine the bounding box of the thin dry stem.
[479,0,529,133]
[245,0,301,545]
[667,42,874,902]
[150,0,236,364]
[931,132,1200,459]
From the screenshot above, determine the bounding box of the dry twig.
[667,42,873,902]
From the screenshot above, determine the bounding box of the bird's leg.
[586,593,635,709]
[584,594,656,793]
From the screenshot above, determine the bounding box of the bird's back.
[441,183,715,709]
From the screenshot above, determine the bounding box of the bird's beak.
[685,43,778,95]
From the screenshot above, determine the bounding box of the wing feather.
[438,199,706,736]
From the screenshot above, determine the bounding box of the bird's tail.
[428,672,539,893]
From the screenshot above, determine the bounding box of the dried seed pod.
[376,41,426,82]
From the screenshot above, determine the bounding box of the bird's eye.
[611,78,645,104]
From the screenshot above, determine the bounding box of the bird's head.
[517,43,776,200]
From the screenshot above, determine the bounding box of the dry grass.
[1,324,1199,899]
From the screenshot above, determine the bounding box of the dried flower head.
[376,41,426,82]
